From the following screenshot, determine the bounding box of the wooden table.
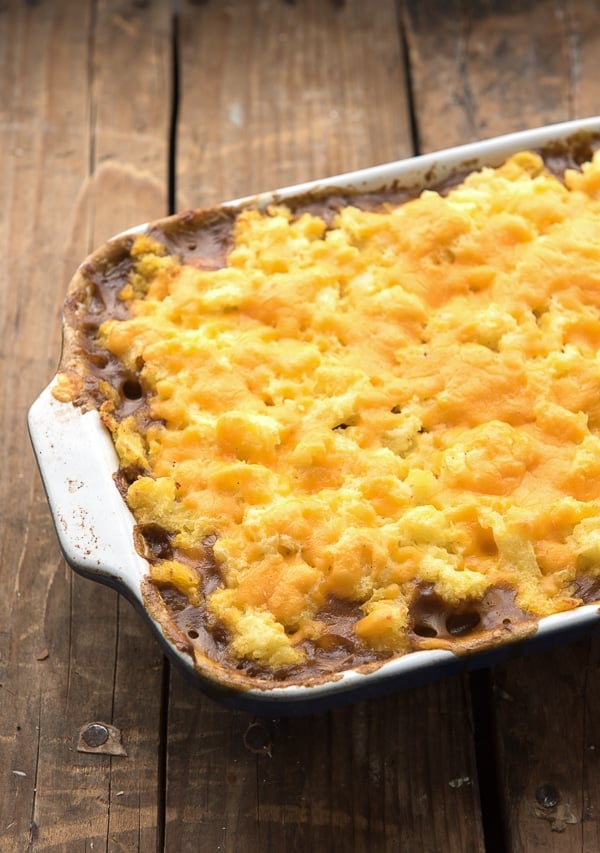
[3,1,600,850]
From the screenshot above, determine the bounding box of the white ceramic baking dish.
[29,116,600,714]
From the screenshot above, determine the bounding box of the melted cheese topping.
[98,150,600,668]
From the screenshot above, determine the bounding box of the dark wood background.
[2,1,600,850]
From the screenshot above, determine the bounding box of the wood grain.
[491,640,600,852]
[0,3,96,848]
[175,0,412,209]
[165,670,484,853]
[568,0,600,117]
[168,1,485,851]
[0,2,171,849]
[402,0,574,153]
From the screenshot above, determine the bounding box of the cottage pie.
[54,139,600,683]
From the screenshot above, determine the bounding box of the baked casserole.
[52,132,600,687]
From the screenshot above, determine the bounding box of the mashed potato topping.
[88,149,600,671]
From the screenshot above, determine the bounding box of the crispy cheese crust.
[60,147,600,677]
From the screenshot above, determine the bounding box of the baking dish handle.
[28,383,148,600]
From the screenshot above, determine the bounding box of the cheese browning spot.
[60,145,600,680]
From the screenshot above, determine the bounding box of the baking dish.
[29,116,600,714]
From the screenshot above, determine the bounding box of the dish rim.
[28,115,600,714]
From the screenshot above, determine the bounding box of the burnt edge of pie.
[55,130,600,690]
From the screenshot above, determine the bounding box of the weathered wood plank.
[175,0,413,210]
[567,0,600,118]
[402,0,574,153]
[0,2,171,849]
[492,640,600,852]
[0,4,96,848]
[168,1,486,851]
[166,671,484,853]
[404,1,600,850]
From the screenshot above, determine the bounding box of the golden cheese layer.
[98,150,600,668]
